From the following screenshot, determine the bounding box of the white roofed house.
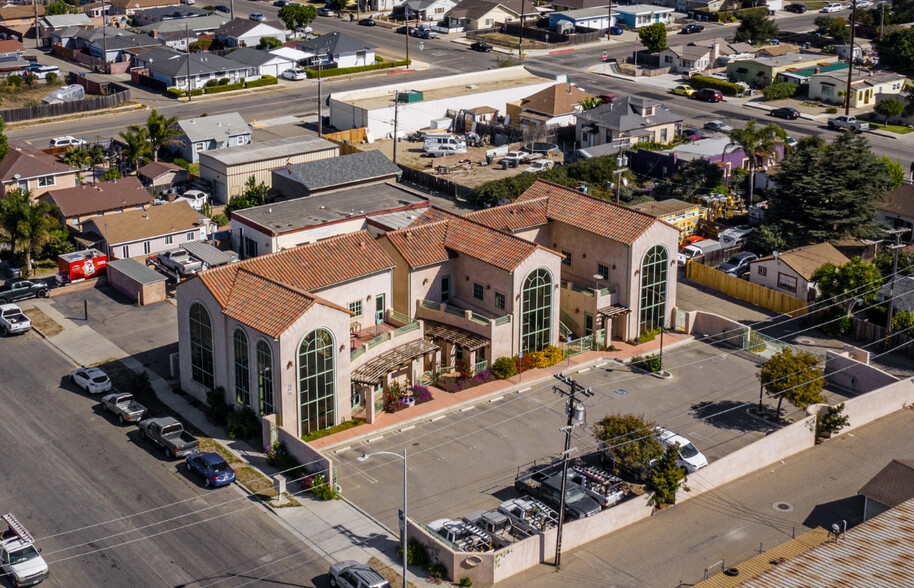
[170,112,252,164]
[214,18,287,48]
[224,47,295,78]
[133,46,255,94]
[658,38,756,74]
[298,32,376,69]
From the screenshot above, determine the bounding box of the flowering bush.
[265,441,299,472]
[490,357,517,379]
[410,385,433,404]
[473,370,495,384]
[382,382,403,413]
[541,345,564,367]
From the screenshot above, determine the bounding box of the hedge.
[305,59,411,79]
[245,75,277,88]
[204,81,243,94]
[688,74,743,97]
[167,75,278,98]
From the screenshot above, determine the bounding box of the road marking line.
[366,435,384,442]
[461,406,475,412]
[334,446,351,453]
[488,396,504,403]
[594,362,607,368]
[518,386,531,393]
[399,425,415,432]
[578,367,591,373]
[430,415,446,422]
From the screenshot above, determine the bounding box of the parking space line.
[366,435,384,442]
[399,425,415,432]
[460,406,475,412]
[594,362,607,368]
[358,470,379,484]
[488,396,504,403]
[518,386,531,393]
[577,368,591,373]
[430,415,446,422]
[334,446,351,454]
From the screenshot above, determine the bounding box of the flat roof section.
[199,135,339,167]
[232,182,430,236]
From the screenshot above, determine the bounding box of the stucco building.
[0,141,79,199]
[748,243,849,301]
[575,96,683,148]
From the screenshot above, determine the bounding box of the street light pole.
[358,450,407,588]
[844,0,857,116]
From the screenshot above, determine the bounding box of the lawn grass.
[24,307,63,337]
[301,418,365,442]
[867,121,914,134]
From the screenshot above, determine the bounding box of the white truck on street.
[827,115,870,132]
[0,514,49,587]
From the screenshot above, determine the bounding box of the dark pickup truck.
[514,467,602,519]
[0,279,48,304]
[138,417,199,458]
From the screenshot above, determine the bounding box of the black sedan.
[396,25,416,34]
[680,23,704,34]
[273,0,291,6]
[470,40,493,52]
[785,3,807,12]
[359,17,376,25]
[770,107,800,120]
[213,4,229,12]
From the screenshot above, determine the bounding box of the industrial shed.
[107,258,167,305]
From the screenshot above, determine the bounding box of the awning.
[597,304,631,319]
[424,320,490,352]
[351,339,439,385]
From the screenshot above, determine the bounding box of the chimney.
[711,42,719,62]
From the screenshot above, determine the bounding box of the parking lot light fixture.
[357,450,408,588]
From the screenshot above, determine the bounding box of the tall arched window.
[233,329,250,407]
[298,328,335,436]
[639,245,669,334]
[521,268,553,352]
[256,340,274,415]
[189,302,214,389]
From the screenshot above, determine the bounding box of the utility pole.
[844,0,857,116]
[186,24,192,101]
[102,0,108,73]
[880,1,885,39]
[405,9,410,65]
[552,373,593,570]
[392,93,400,164]
[885,228,911,336]
[517,0,525,60]
[32,0,39,49]
[317,58,324,136]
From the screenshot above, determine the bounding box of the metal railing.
[350,346,366,360]
[390,309,415,325]
[445,305,465,317]
[495,315,511,326]
[394,321,420,337]
[475,359,489,373]
[368,333,391,349]
[563,335,595,358]
[421,299,441,310]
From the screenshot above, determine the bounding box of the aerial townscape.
[3,0,914,585]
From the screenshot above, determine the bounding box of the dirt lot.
[0,78,63,110]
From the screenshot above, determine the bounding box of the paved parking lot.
[335,341,780,531]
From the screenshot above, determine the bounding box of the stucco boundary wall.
[825,351,914,435]
[261,414,335,486]
[824,349,899,395]
[681,309,749,348]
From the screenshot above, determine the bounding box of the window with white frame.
[165,235,173,245]
[143,241,151,255]
[187,231,196,241]
[37,176,55,187]
[121,245,129,258]
[777,272,797,292]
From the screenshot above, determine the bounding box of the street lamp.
[357,450,407,588]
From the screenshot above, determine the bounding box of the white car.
[523,159,555,173]
[249,12,266,21]
[821,2,843,11]
[654,427,708,473]
[70,366,112,394]
[175,189,209,211]
[281,68,307,81]
[703,120,733,133]
[855,0,870,7]
[49,136,86,148]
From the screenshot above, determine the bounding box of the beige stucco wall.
[510,247,564,352]
[312,269,392,330]
[379,237,414,316]
[274,218,368,252]
[4,171,79,199]
[629,220,680,336]
[177,276,229,403]
[748,258,811,300]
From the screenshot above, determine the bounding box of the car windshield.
[724,256,740,265]
[680,443,700,459]
[9,546,40,565]
[92,376,109,383]
[566,486,586,502]
[212,460,231,472]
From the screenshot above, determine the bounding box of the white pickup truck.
[0,514,49,587]
[0,303,31,336]
[827,115,870,132]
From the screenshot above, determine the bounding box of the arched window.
[298,328,335,436]
[233,329,250,407]
[639,245,669,334]
[189,302,214,389]
[256,340,274,415]
[521,268,553,352]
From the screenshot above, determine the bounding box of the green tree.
[639,23,667,53]
[747,223,788,255]
[0,115,7,163]
[734,12,779,45]
[814,15,851,43]
[759,348,825,417]
[145,109,180,163]
[762,82,797,101]
[875,97,904,124]
[579,96,603,110]
[881,155,905,189]
[39,226,73,260]
[326,0,348,11]
[0,190,62,273]
[46,0,78,14]
[257,36,283,50]
[767,132,889,246]
[119,124,152,172]
[876,27,914,72]
[725,118,786,204]
[812,257,884,312]
[278,3,317,29]
[100,167,121,182]
[874,247,914,278]
[645,446,687,506]
[816,403,850,438]
[62,146,90,170]
[593,414,663,481]
[892,310,914,331]
[226,176,270,212]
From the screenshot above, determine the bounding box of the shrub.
[375,54,384,63]
[190,88,204,96]
[305,59,411,78]
[131,370,153,397]
[226,407,261,440]
[45,72,58,84]
[409,384,433,404]
[541,345,564,367]
[635,354,661,373]
[382,381,403,413]
[205,79,219,87]
[490,357,517,379]
[460,578,473,587]
[398,537,430,566]
[101,167,121,181]
[218,77,230,85]
[265,441,299,471]
[206,387,232,426]
[210,212,229,227]
[816,403,850,438]
[763,81,798,101]
[428,562,447,583]
[172,157,191,170]
[472,370,495,384]
[825,106,838,114]
[688,74,743,97]
[306,473,340,500]
[245,75,278,88]
[204,82,243,94]
[735,6,768,19]
[638,327,661,343]
[301,418,364,442]
[166,88,183,98]
[6,74,21,88]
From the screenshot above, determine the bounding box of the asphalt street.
[0,335,329,588]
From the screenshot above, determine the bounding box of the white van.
[426,144,467,158]
[423,135,466,152]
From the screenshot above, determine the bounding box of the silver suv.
[328,561,391,588]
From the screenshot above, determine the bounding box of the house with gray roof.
[575,96,683,148]
[138,13,230,35]
[155,29,198,51]
[858,459,914,521]
[271,150,402,200]
[133,46,254,94]
[132,5,210,25]
[88,30,161,62]
[658,38,755,74]
[214,18,286,48]
[877,277,914,315]
[298,31,376,68]
[876,184,914,243]
[224,47,295,77]
[170,112,252,164]
[38,13,91,40]
[392,0,459,21]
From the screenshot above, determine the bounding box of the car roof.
[197,451,228,465]
[81,366,107,376]
[330,560,387,583]
[656,427,691,447]
[0,303,22,311]
[731,251,757,259]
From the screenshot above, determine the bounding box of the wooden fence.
[398,165,458,198]
[852,318,914,358]
[322,127,368,144]
[686,260,808,317]
[0,85,130,123]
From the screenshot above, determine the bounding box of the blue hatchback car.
[186,452,236,488]
[609,26,624,35]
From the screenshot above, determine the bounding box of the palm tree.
[724,118,786,205]
[0,189,60,274]
[119,124,152,174]
[85,144,107,184]
[0,188,28,253]
[145,110,181,162]
[62,146,89,170]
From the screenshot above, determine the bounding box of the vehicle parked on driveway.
[317,7,337,16]
[704,119,733,133]
[423,134,466,151]
[186,452,236,487]
[156,248,203,276]
[693,88,724,102]
[415,27,436,38]
[827,114,869,132]
[654,427,708,473]
[680,23,704,34]
[428,518,497,551]
[770,106,800,120]
[0,279,48,304]
[785,3,806,12]
[524,159,555,173]
[515,467,602,519]
[175,189,209,210]
[0,303,30,336]
[138,417,200,458]
[48,136,86,148]
[0,514,49,588]
[500,151,530,166]
[677,238,721,265]
[101,392,148,424]
[470,40,493,52]
[718,225,753,248]
[328,561,391,588]
[213,4,229,12]
[281,68,307,80]
[358,17,376,25]
[609,25,624,35]
[680,235,706,250]
[70,366,112,394]
[717,251,758,276]
[681,128,710,141]
[425,144,467,158]
[671,84,695,97]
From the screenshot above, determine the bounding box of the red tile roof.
[466,198,549,232]
[221,270,320,338]
[513,180,660,245]
[386,208,548,271]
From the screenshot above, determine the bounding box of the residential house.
[395,0,460,22]
[859,460,914,522]
[229,181,429,256]
[359,0,398,12]
[132,5,211,25]
[176,231,439,437]
[755,43,800,58]
[550,0,611,11]
[877,277,914,317]
[726,53,838,87]
[269,46,313,66]
[109,0,180,15]
[834,43,864,62]
[39,176,151,230]
[445,0,539,30]
[506,82,593,129]
[215,18,286,48]
[199,135,339,203]
[628,136,784,180]
[658,38,755,74]
[79,200,206,258]
[612,4,673,28]
[88,30,162,63]
[465,180,680,342]
[669,0,726,11]
[808,69,907,108]
[155,29,198,51]
[631,199,704,241]
[876,184,914,243]
[137,161,189,189]
[575,96,683,148]
[38,14,92,43]
[0,4,46,34]
[299,32,376,69]
[138,14,231,36]
[82,2,110,18]
[271,150,401,200]
[748,243,849,301]
[0,141,79,199]
[133,47,254,92]
[0,39,24,54]
[548,7,617,32]
[225,47,295,78]
[0,51,29,79]
[171,112,251,164]
[776,61,847,85]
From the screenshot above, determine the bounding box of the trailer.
[569,464,625,508]
[58,249,107,283]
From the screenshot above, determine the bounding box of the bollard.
[84,299,88,321]
[273,475,287,505]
